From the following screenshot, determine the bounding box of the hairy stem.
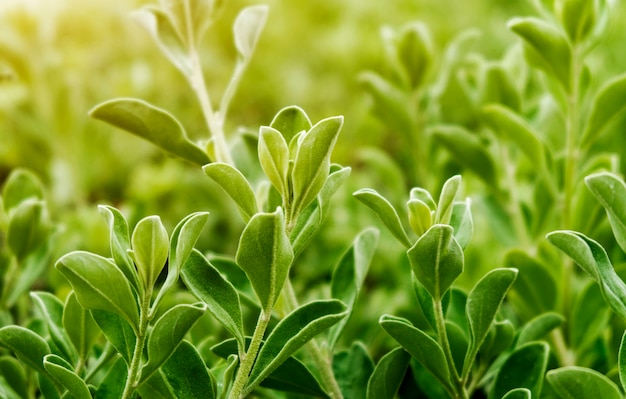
[434,298,467,399]
[121,289,152,399]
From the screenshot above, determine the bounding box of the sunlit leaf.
[259,126,290,198]
[203,162,257,223]
[354,188,412,248]
[269,105,312,143]
[233,5,268,61]
[131,215,169,290]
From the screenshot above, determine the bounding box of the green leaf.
[333,342,374,399]
[56,251,140,329]
[31,292,76,364]
[581,74,626,147]
[353,188,412,248]
[90,310,136,364]
[156,340,216,399]
[131,215,169,290]
[43,354,91,399]
[490,342,550,399]
[450,200,473,249]
[480,64,521,111]
[407,224,463,300]
[502,388,531,399]
[291,116,343,218]
[570,281,610,353]
[37,373,60,399]
[547,366,622,399]
[328,228,379,349]
[431,126,497,187]
[435,175,462,225]
[508,17,572,91]
[547,230,626,320]
[397,22,433,90]
[482,104,546,170]
[259,126,290,198]
[464,268,517,377]
[235,209,293,309]
[366,347,410,399]
[1,168,45,212]
[407,199,432,237]
[203,162,257,223]
[7,199,49,261]
[269,105,312,144]
[410,187,437,210]
[619,331,626,393]
[98,206,140,293]
[480,320,515,361]
[141,303,206,382]
[585,172,626,253]
[379,315,453,393]
[246,299,348,391]
[560,0,597,43]
[413,276,437,330]
[0,326,50,375]
[89,98,210,165]
[94,357,127,399]
[289,200,323,257]
[233,5,268,61]
[359,71,414,135]
[158,0,216,46]
[0,357,28,399]
[516,312,564,348]
[181,249,244,352]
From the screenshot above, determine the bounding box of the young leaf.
[258,126,290,198]
[291,116,343,218]
[328,228,379,349]
[547,366,622,399]
[236,209,294,309]
[131,215,169,290]
[98,205,140,293]
[141,303,206,382]
[180,249,245,352]
[333,342,374,399]
[63,293,99,368]
[157,340,216,399]
[379,315,453,393]
[56,251,140,329]
[246,299,348,391]
[6,199,49,261]
[407,224,463,300]
[353,188,412,248]
[1,168,44,212]
[508,17,572,91]
[464,268,517,377]
[581,74,626,147]
[0,326,50,375]
[289,200,323,257]
[585,172,626,253]
[547,230,626,320]
[450,200,473,249]
[90,310,136,364]
[233,5,269,61]
[490,342,549,399]
[407,199,432,237]
[30,292,76,364]
[269,105,313,143]
[203,162,257,223]
[89,98,210,165]
[366,347,410,399]
[43,354,91,399]
[516,312,564,348]
[435,175,461,225]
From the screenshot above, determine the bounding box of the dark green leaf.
[131,215,169,290]
[90,310,135,364]
[89,98,209,165]
[43,354,91,399]
[246,299,347,390]
[94,357,127,399]
[333,342,374,399]
[1,168,44,212]
[366,347,410,399]
[585,172,626,253]
[157,340,216,399]
[379,315,453,393]
[0,326,50,375]
[235,209,293,309]
[141,303,206,382]
[181,249,244,351]
[203,162,257,223]
[407,224,463,300]
[570,281,610,353]
[516,312,564,348]
[0,356,28,399]
[328,228,379,348]
[55,251,140,329]
[98,206,139,293]
[31,292,76,364]
[547,366,622,399]
[354,188,412,248]
[269,105,313,143]
[490,342,549,399]
[502,388,531,399]
[233,5,268,61]
[581,74,626,147]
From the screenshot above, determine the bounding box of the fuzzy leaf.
[157,340,216,399]
[181,249,244,351]
[234,5,268,61]
[90,98,209,165]
[490,342,549,399]
[43,354,91,399]
[464,268,517,376]
[30,292,75,364]
[585,172,626,254]
[407,224,463,300]
[0,326,50,375]
[269,105,312,143]
[379,315,452,392]
[63,292,100,365]
[328,228,379,348]
[259,126,290,197]
[291,116,343,217]
[547,366,622,399]
[407,199,432,237]
[131,215,169,290]
[236,209,293,309]
[508,17,572,91]
[516,312,564,348]
[56,251,140,329]
[141,303,206,382]
[435,175,462,225]
[247,299,348,390]
[581,74,626,147]
[333,342,374,399]
[354,188,412,247]
[203,162,257,223]
[366,347,410,399]
[1,168,44,212]
[98,205,140,293]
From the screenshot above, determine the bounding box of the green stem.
[121,290,152,399]
[434,298,466,399]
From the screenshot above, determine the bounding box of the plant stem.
[434,297,467,399]
[121,290,152,399]
[228,308,272,399]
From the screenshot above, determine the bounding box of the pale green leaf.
[407,199,432,237]
[1,168,44,212]
[233,5,268,61]
[269,105,312,143]
[585,172,626,253]
[353,188,412,248]
[259,126,290,197]
[450,200,473,249]
[516,312,564,348]
[560,0,597,43]
[131,215,169,290]
[619,330,626,393]
[435,175,461,225]
[581,74,626,147]
[0,326,50,375]
[397,22,433,90]
[547,366,622,399]
[203,162,257,223]
[6,199,49,261]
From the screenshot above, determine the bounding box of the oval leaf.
[91,310,136,364]
[491,342,549,399]
[30,292,76,364]
[43,354,91,399]
[1,168,44,212]
[269,105,312,143]
[259,126,290,197]
[234,5,268,61]
[547,366,622,399]
[435,175,462,225]
[131,215,169,290]
[203,162,257,223]
[0,326,50,375]
[353,188,412,248]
